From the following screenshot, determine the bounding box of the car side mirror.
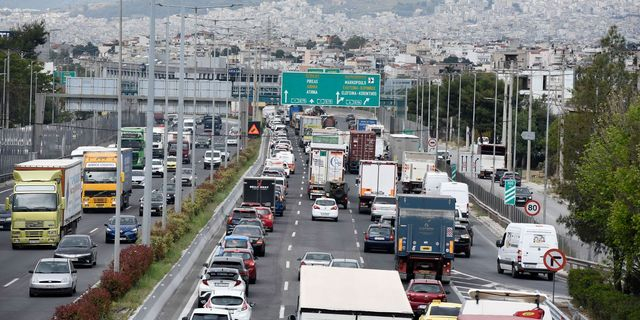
[203,263,208,267]
[182,317,189,320]
[138,224,142,227]
[530,192,534,195]
[104,223,108,227]
[92,244,97,248]
[28,270,34,274]
[297,258,302,261]
[288,315,297,320]
[71,270,77,274]
[250,302,255,308]
[496,240,503,247]
[445,290,451,294]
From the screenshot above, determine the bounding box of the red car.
[405,279,448,313]
[240,202,262,208]
[254,206,274,232]
[220,248,258,284]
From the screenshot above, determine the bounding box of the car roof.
[331,258,358,263]
[224,235,250,241]
[368,223,392,229]
[39,258,70,263]
[211,256,244,263]
[210,289,245,298]
[191,308,230,316]
[62,234,90,239]
[233,207,257,213]
[205,267,240,274]
[411,279,443,285]
[304,251,331,257]
[233,225,262,231]
[110,214,136,220]
[222,248,253,254]
[315,197,335,201]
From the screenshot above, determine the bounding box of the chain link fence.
[0,112,144,179]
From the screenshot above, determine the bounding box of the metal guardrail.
[130,136,267,320]
[544,300,572,320]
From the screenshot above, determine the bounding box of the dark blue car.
[363,223,395,253]
[104,215,140,243]
[0,208,10,230]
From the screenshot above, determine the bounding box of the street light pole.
[191,8,199,202]
[435,81,440,145]
[162,17,170,229]
[513,73,519,171]
[427,77,431,139]
[29,61,33,125]
[456,73,462,165]
[470,73,477,174]
[491,72,498,195]
[543,69,552,225]
[175,4,186,214]
[114,0,124,273]
[141,0,156,245]
[445,73,451,153]
[526,68,533,182]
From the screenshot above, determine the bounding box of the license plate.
[29,240,39,244]
[374,237,385,240]
[70,258,78,262]
[120,237,127,240]
[214,282,227,287]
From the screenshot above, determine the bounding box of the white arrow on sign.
[521,131,535,141]
[310,99,314,103]
[363,98,370,105]
[284,90,288,103]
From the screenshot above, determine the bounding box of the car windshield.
[211,296,243,306]
[133,170,144,177]
[35,261,70,273]
[167,184,176,192]
[238,220,261,227]
[410,283,442,293]
[368,227,391,237]
[454,227,468,237]
[374,197,397,205]
[167,156,176,162]
[191,314,229,320]
[152,159,162,165]
[224,239,248,248]
[59,236,89,248]
[151,193,164,201]
[109,216,137,225]
[182,168,192,175]
[315,199,335,206]
[232,211,256,220]
[255,208,270,216]
[305,253,331,261]
[83,170,117,183]
[332,261,358,268]
[222,252,252,260]
[429,306,460,316]
[12,193,57,212]
[516,187,530,194]
[233,226,261,237]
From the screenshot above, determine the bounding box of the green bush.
[568,269,640,320]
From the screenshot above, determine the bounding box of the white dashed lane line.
[288,244,292,251]
[356,241,360,248]
[279,305,285,319]
[286,261,290,269]
[89,227,98,234]
[291,232,296,238]
[295,220,299,225]
[3,278,19,288]
[284,281,289,291]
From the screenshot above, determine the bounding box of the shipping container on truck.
[401,152,437,194]
[291,266,414,320]
[395,195,456,283]
[356,117,377,131]
[388,134,420,176]
[308,148,345,200]
[292,112,303,133]
[321,114,337,128]
[300,116,322,147]
[347,131,377,174]
[473,144,507,179]
[8,159,83,249]
[82,148,133,211]
[152,127,165,158]
[288,105,304,125]
[243,177,278,215]
[357,160,397,213]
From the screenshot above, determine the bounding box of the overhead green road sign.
[307,68,341,73]
[281,71,380,107]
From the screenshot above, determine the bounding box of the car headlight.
[131,228,138,233]
[5,217,10,222]
[106,226,113,232]
[461,234,470,239]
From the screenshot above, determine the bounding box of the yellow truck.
[6,159,83,249]
[82,148,133,211]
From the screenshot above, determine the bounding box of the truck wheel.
[370,215,375,222]
[497,260,504,274]
[465,249,471,258]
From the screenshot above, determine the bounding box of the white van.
[422,171,450,194]
[496,223,559,280]
[439,182,470,215]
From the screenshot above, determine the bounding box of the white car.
[186,308,231,320]
[227,128,239,145]
[29,258,77,296]
[265,159,290,176]
[203,289,252,320]
[297,251,333,281]
[311,198,339,222]
[370,196,398,222]
[329,258,361,268]
[197,268,247,308]
[132,170,145,188]
[204,150,222,169]
[151,159,164,177]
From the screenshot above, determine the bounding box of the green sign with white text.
[281,72,380,107]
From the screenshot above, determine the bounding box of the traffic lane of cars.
[0,138,237,319]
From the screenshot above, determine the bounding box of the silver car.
[370,196,397,222]
[29,258,77,296]
[297,251,333,281]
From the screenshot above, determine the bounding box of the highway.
[0,120,239,319]
[155,112,569,320]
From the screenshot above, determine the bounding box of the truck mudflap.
[358,196,374,214]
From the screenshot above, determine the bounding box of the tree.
[0,20,48,59]
[305,40,316,50]
[72,42,99,57]
[443,55,459,64]
[273,49,285,59]
[344,35,367,50]
[328,35,343,49]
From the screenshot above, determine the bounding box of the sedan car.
[297,251,333,280]
[311,198,339,222]
[203,290,252,320]
[363,223,394,253]
[254,207,274,232]
[151,158,164,177]
[132,170,145,188]
[329,258,361,269]
[0,208,11,230]
[29,258,77,296]
[370,196,397,222]
[54,235,97,267]
[104,215,140,243]
[195,137,211,149]
[419,301,461,320]
[231,225,266,257]
[197,267,246,308]
[166,156,177,172]
[220,248,258,284]
[515,186,533,207]
[204,150,222,169]
[500,171,522,187]
[218,235,255,256]
[171,167,194,186]
[406,279,448,314]
[453,224,471,257]
[139,191,164,216]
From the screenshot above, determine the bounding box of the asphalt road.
[159,111,569,320]
[0,120,239,320]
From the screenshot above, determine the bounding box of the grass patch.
[108,139,261,319]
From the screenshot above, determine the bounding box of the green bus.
[121,127,145,169]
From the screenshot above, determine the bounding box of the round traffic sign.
[524,199,541,216]
[428,138,437,148]
[543,248,566,272]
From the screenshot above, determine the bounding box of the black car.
[54,235,98,267]
[226,208,259,235]
[363,224,394,253]
[345,114,355,122]
[493,168,508,182]
[0,208,10,230]
[195,137,211,149]
[164,183,176,204]
[232,225,266,257]
[515,187,533,207]
[453,225,471,258]
[459,221,474,246]
[139,191,164,216]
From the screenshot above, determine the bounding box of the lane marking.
[298,201,301,206]
[279,305,285,319]
[300,187,303,190]
[0,188,13,194]
[3,278,19,288]
[284,281,289,291]
[89,227,98,234]
[291,232,296,238]
[288,244,292,251]
[296,210,300,215]
[352,218,355,223]
[301,181,304,184]
[295,220,299,225]
[360,256,364,264]
[299,193,302,198]
[354,229,357,235]
[356,241,360,248]
[349,209,353,214]
[286,261,290,269]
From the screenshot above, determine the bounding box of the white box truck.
[308,148,345,200]
[289,266,414,320]
[357,160,397,213]
[401,151,437,194]
[388,134,420,176]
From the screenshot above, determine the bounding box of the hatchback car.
[104,215,140,243]
[237,218,265,234]
[203,290,252,320]
[29,258,77,296]
[54,235,97,267]
[197,267,246,307]
[406,279,448,313]
[453,225,471,257]
[370,196,397,222]
[363,224,394,253]
[329,258,361,269]
[311,198,339,222]
[297,252,333,280]
[132,170,145,188]
[139,191,164,216]
[166,156,177,172]
[226,208,259,234]
[231,225,266,257]
[515,186,533,207]
[204,150,222,169]
[254,206,274,232]
[220,248,258,284]
[206,257,250,293]
[151,159,164,177]
[500,171,522,187]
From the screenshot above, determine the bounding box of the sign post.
[281,72,380,107]
[451,163,457,181]
[504,179,516,205]
[427,138,437,153]
[524,199,541,217]
[543,248,567,303]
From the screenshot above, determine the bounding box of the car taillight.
[313,205,320,209]
[331,205,338,210]
[227,216,233,224]
[364,233,369,241]
[390,234,394,241]
[241,301,249,311]
[517,249,522,263]
[371,205,378,211]
[201,279,209,286]
[234,280,242,287]
[256,239,263,244]
[300,261,306,266]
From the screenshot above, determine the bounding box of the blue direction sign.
[281,72,380,107]
[504,179,516,205]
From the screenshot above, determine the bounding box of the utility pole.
[420,77,425,150]
[403,87,408,131]
[29,61,33,125]
[558,52,566,183]
[543,69,552,225]
[526,69,533,182]
[175,5,186,213]
[162,17,170,229]
[470,73,477,175]
[506,66,514,171]
[445,73,451,153]
[513,72,519,171]
[191,8,199,202]
[210,32,217,182]
[142,0,156,245]
[456,73,462,165]
[491,72,498,195]
[114,0,124,273]
[435,82,440,144]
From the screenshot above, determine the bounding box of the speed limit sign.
[524,199,541,217]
